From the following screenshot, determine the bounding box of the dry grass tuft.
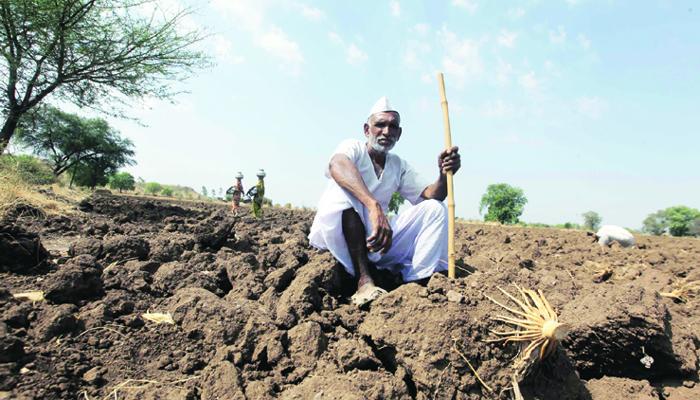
[0,163,84,221]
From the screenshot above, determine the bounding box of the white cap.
[368,96,398,119]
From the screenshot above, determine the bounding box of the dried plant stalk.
[486,285,569,363]
[142,312,175,324]
[659,279,700,303]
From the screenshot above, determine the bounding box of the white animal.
[595,225,635,248]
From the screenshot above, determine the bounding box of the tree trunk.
[0,112,20,155]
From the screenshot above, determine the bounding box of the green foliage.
[0,154,55,185]
[388,192,405,214]
[1,0,209,154]
[201,186,208,197]
[581,211,602,231]
[161,187,173,197]
[479,183,528,224]
[71,161,109,189]
[16,106,135,177]
[642,206,700,237]
[690,218,700,237]
[665,206,700,237]
[144,182,163,195]
[642,211,667,235]
[108,172,135,193]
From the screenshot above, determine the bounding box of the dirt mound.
[1,193,699,399]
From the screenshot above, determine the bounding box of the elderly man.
[308,97,460,306]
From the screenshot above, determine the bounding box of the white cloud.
[576,96,607,119]
[210,0,304,75]
[578,33,591,50]
[212,35,245,64]
[507,7,525,19]
[346,43,368,65]
[519,71,538,90]
[257,27,304,75]
[298,4,324,21]
[439,28,483,86]
[497,30,518,48]
[390,0,401,17]
[211,0,265,32]
[452,0,478,13]
[549,26,567,44]
[413,23,429,35]
[402,40,431,69]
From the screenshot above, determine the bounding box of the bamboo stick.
[437,72,456,279]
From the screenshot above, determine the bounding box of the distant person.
[226,172,245,215]
[245,169,266,218]
[308,97,461,307]
[593,225,636,248]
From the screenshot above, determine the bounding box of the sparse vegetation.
[388,192,405,214]
[0,154,55,185]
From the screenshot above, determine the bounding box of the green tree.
[144,182,162,195]
[108,172,135,193]
[201,186,208,197]
[388,192,405,214]
[161,187,173,197]
[1,0,208,154]
[665,206,700,237]
[690,218,700,237]
[642,210,668,235]
[15,106,134,176]
[582,211,602,231]
[479,183,527,224]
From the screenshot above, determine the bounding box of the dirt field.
[1,193,699,399]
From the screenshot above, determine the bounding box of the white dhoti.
[309,196,448,282]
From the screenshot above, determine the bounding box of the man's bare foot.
[351,282,387,307]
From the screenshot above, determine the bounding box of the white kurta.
[596,225,635,247]
[308,139,448,281]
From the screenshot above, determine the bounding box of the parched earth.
[1,193,700,399]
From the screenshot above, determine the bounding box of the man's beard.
[368,136,395,153]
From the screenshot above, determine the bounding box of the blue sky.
[97,0,698,229]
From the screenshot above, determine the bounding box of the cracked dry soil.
[1,193,700,399]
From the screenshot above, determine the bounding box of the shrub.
[0,154,55,185]
[161,187,173,197]
[144,182,162,195]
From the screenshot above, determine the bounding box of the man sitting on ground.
[308,97,461,306]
